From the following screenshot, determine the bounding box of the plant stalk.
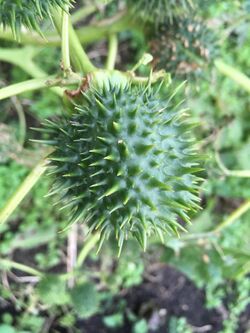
[0,47,63,96]
[0,76,80,101]
[106,33,118,70]
[52,8,96,74]
[0,158,48,225]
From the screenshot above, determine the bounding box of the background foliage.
[0,0,250,332]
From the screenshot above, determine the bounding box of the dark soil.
[76,265,224,333]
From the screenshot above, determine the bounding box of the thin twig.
[11,96,26,147]
[67,224,78,288]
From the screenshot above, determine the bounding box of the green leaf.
[36,274,70,306]
[133,319,148,333]
[70,282,100,318]
[103,313,124,328]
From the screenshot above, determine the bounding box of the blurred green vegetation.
[0,1,250,332]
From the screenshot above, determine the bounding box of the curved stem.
[0,259,43,277]
[215,150,250,178]
[0,157,48,225]
[106,33,118,70]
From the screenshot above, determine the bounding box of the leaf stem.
[106,33,118,70]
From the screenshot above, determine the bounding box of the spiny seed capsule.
[40,78,203,254]
[127,0,195,24]
[149,17,218,77]
[0,0,71,38]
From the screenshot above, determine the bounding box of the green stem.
[61,6,71,75]
[52,8,96,74]
[0,47,46,78]
[71,4,97,24]
[76,14,134,45]
[215,151,250,178]
[106,33,118,70]
[0,76,79,101]
[68,23,96,73]
[184,200,250,240]
[214,199,250,233]
[215,59,250,94]
[0,158,48,225]
[0,47,63,96]
[0,258,43,277]
[0,14,133,47]
[76,233,100,268]
[0,77,52,101]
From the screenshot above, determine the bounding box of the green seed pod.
[127,0,195,24]
[0,0,71,38]
[149,17,218,77]
[40,74,203,253]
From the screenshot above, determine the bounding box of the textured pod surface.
[0,0,71,37]
[42,80,203,252]
[149,17,218,77]
[127,0,195,24]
